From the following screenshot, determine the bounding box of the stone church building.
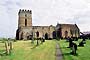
[16,9,80,40]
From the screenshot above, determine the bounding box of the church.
[16,9,80,40]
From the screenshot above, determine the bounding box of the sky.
[0,0,90,38]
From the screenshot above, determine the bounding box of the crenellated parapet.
[18,9,32,28]
[18,9,32,14]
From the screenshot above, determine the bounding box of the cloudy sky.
[0,0,90,38]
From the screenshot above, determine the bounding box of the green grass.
[1,39,90,60]
[58,39,90,60]
[0,40,56,60]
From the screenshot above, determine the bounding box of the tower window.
[25,19,27,26]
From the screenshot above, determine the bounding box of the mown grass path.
[55,42,63,60]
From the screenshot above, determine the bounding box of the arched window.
[25,19,27,26]
[45,33,48,39]
[65,31,68,38]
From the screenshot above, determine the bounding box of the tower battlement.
[18,9,32,14]
[18,9,32,28]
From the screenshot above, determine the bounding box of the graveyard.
[0,39,90,60]
[0,39,56,60]
[1,0,90,60]
[59,39,90,60]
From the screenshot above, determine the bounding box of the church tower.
[16,9,32,40]
[18,9,32,28]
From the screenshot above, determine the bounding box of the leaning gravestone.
[5,41,9,55]
[5,41,13,55]
[10,41,13,50]
[9,41,13,54]
[78,40,86,47]
[70,42,77,55]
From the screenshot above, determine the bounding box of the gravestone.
[67,37,73,48]
[78,40,85,47]
[10,41,13,50]
[36,31,39,45]
[78,37,86,47]
[42,35,45,42]
[5,42,9,55]
[70,42,77,55]
[31,32,34,44]
[5,41,13,55]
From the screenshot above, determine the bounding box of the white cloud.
[0,0,90,38]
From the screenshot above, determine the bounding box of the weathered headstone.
[31,32,34,44]
[67,37,73,48]
[42,35,45,42]
[70,42,77,55]
[10,41,13,50]
[5,41,9,55]
[36,31,39,45]
[5,41,13,55]
[9,41,13,54]
[78,40,85,47]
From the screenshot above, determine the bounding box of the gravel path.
[56,43,63,60]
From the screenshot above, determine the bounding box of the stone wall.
[18,9,32,28]
[17,26,55,40]
[16,9,80,40]
[56,24,80,38]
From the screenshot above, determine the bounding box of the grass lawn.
[0,40,56,60]
[1,39,90,60]
[58,39,90,60]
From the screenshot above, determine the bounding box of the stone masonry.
[16,9,80,40]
